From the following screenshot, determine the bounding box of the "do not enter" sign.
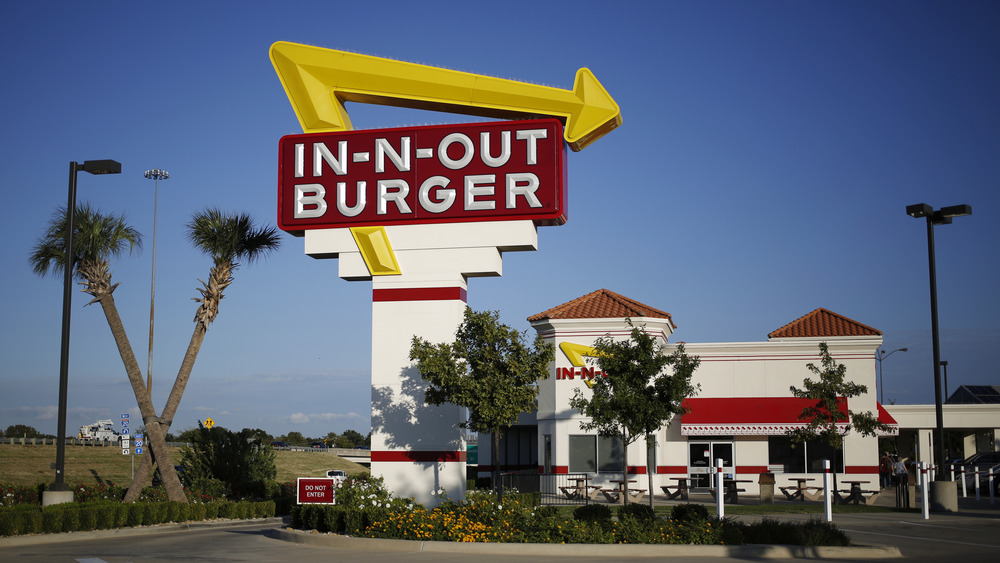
[296,477,337,504]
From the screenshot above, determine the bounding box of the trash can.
[758,472,775,504]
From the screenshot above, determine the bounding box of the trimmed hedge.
[0,500,275,537]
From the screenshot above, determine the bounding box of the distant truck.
[78,419,120,441]
[325,469,347,486]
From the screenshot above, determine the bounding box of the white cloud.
[288,412,364,425]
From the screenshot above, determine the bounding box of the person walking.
[880,452,893,490]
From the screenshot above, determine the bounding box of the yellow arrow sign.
[559,342,602,389]
[204,417,214,429]
[269,41,621,152]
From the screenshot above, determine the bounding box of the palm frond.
[186,208,281,268]
[29,204,143,279]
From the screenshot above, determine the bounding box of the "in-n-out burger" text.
[278,119,566,233]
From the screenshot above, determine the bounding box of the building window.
[569,435,623,473]
[768,436,843,473]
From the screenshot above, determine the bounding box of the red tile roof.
[768,308,881,338]
[528,289,675,326]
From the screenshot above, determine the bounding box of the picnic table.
[837,480,879,505]
[661,477,689,501]
[601,479,645,504]
[708,478,751,504]
[559,478,602,500]
[780,477,817,501]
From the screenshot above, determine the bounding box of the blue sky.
[1,1,997,440]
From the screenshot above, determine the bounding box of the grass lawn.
[0,444,367,487]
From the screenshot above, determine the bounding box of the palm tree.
[124,208,281,501]
[31,204,188,502]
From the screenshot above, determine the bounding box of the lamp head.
[82,160,122,175]
[906,203,932,218]
[939,204,971,218]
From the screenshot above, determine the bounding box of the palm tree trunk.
[95,292,186,502]
[124,324,207,501]
[124,266,225,501]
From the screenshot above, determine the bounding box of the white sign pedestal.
[304,220,537,506]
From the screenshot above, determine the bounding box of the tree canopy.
[410,307,554,489]
[788,342,891,449]
[569,320,699,505]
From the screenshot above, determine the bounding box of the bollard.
[920,462,930,520]
[961,467,967,497]
[823,459,833,522]
[990,468,995,505]
[715,458,724,519]
[975,467,980,501]
[950,464,955,482]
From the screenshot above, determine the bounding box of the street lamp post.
[875,347,907,405]
[906,203,971,484]
[940,360,949,400]
[44,159,121,507]
[143,169,169,399]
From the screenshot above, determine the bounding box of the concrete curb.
[271,527,903,559]
[0,517,283,547]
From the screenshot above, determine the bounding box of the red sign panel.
[278,119,567,233]
[296,477,336,504]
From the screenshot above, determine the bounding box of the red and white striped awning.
[680,397,897,436]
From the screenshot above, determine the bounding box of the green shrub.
[77,505,97,531]
[188,502,207,521]
[618,503,656,522]
[731,517,850,546]
[670,503,709,523]
[60,506,80,532]
[0,505,42,535]
[125,504,144,527]
[205,502,220,519]
[573,503,612,523]
[41,507,62,534]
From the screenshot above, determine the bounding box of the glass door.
[688,439,734,488]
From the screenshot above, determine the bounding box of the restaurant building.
[478,289,900,496]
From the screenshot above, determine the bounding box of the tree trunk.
[646,434,655,510]
[124,324,207,502]
[123,265,225,501]
[96,293,186,502]
[492,431,502,497]
[622,431,630,506]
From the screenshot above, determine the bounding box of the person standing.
[880,452,893,489]
[894,456,910,508]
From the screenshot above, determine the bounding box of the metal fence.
[500,472,595,506]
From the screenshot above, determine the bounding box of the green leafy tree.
[30,204,186,502]
[179,424,277,499]
[124,209,280,502]
[4,424,43,438]
[410,307,554,492]
[338,429,365,448]
[569,320,700,506]
[788,342,891,450]
[280,431,308,445]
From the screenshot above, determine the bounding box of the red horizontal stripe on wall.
[371,450,466,462]
[736,466,769,474]
[372,287,467,302]
[627,466,647,475]
[549,466,569,474]
[657,466,688,474]
[845,466,878,474]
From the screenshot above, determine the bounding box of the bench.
[803,487,825,502]
[779,486,805,501]
[601,488,646,503]
[708,487,746,504]
[661,485,689,501]
[835,489,880,505]
[559,486,585,500]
